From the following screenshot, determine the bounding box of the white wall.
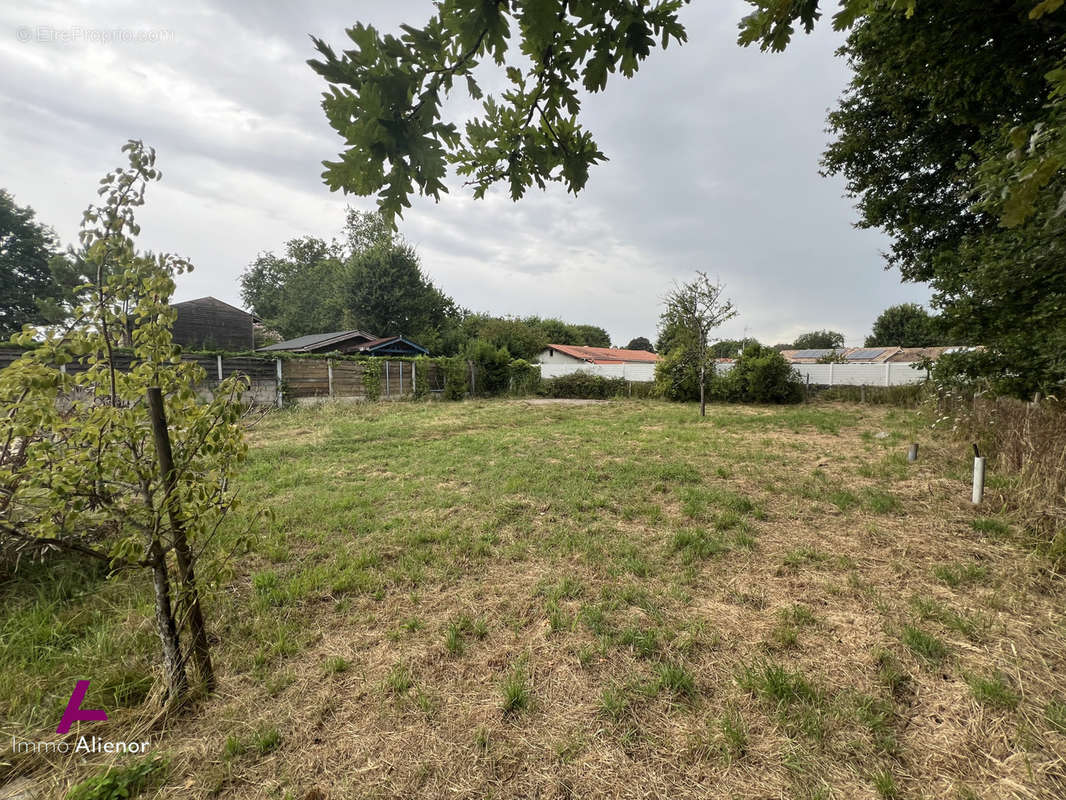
[540,362,658,382]
[538,360,928,386]
[715,361,928,387]
[537,348,586,365]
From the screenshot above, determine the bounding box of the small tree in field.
[660,273,737,417]
[0,141,249,705]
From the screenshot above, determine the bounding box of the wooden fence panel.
[331,361,365,398]
[283,359,330,398]
[222,356,278,381]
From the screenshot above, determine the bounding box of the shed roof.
[172,296,260,322]
[544,344,660,364]
[260,330,377,352]
[359,336,429,355]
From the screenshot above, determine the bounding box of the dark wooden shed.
[171,297,257,352]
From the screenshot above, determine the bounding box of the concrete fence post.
[217,354,223,381]
[884,363,890,386]
[412,361,417,395]
[275,358,283,408]
[385,361,391,398]
[327,359,334,398]
[399,361,404,395]
[828,363,834,387]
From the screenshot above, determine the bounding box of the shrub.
[441,356,468,400]
[714,344,803,404]
[654,347,704,401]
[539,371,627,399]
[507,358,541,395]
[466,339,511,396]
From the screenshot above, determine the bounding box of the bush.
[539,372,628,399]
[466,339,510,396]
[508,358,541,395]
[714,344,803,404]
[654,348,704,402]
[442,356,468,400]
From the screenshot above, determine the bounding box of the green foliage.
[412,355,431,399]
[654,346,705,402]
[0,141,249,700]
[309,2,688,218]
[658,272,737,414]
[539,372,627,399]
[714,344,803,404]
[507,358,541,395]
[791,330,845,350]
[865,303,944,348]
[361,358,382,401]
[0,189,62,337]
[66,757,166,800]
[466,339,510,396]
[816,2,1066,396]
[240,211,457,347]
[441,356,468,400]
[709,337,760,359]
[625,336,655,352]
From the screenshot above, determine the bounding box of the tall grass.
[935,392,1066,564]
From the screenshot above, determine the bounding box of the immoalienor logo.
[57,680,108,733]
[9,680,150,756]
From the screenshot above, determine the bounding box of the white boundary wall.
[539,361,927,386]
[539,362,657,382]
[717,361,927,387]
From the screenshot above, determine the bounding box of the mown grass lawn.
[3,399,1065,799]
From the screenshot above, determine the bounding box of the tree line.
[237,209,612,362]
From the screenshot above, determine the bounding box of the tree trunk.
[149,539,188,703]
[699,363,706,417]
[146,387,215,691]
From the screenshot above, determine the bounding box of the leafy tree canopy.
[709,337,759,359]
[625,336,655,352]
[790,330,844,350]
[0,189,62,337]
[820,1,1066,394]
[865,303,943,348]
[309,0,689,219]
[239,211,456,346]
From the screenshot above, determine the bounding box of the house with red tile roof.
[537,344,661,366]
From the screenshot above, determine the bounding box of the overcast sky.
[2,1,933,347]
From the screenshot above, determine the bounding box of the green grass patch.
[966,673,1019,710]
[900,625,948,663]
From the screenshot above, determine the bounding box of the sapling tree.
[0,141,250,704]
[660,272,736,416]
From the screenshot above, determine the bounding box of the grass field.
[2,400,1065,799]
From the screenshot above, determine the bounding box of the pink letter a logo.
[57,680,108,734]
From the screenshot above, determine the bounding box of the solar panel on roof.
[792,349,834,359]
[846,348,886,360]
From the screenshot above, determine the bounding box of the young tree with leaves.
[660,272,736,416]
[0,142,250,704]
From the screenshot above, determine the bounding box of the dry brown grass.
[936,393,1066,566]
[5,401,1066,800]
